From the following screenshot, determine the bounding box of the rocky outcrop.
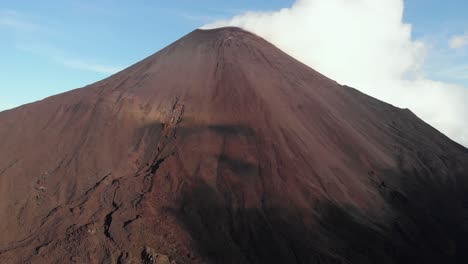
[142,247,175,264]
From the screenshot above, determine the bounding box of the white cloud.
[449,33,468,49]
[203,0,468,147]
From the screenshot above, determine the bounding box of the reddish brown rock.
[1,27,468,264]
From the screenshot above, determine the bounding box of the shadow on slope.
[168,167,468,264]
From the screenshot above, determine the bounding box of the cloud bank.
[203,0,468,146]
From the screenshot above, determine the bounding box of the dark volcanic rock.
[1,27,468,263]
[141,246,174,264]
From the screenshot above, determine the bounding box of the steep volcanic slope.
[1,27,468,263]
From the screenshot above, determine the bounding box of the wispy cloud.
[434,64,468,81]
[179,7,248,22]
[449,33,468,49]
[0,102,15,112]
[16,42,122,75]
[53,56,122,74]
[0,9,41,31]
[179,13,223,23]
[4,10,121,76]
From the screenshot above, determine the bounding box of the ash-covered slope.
[1,27,468,264]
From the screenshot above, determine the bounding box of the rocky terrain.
[1,27,468,263]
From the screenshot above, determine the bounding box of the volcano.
[1,27,468,264]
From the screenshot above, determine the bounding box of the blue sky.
[404,0,468,84]
[1,0,467,111]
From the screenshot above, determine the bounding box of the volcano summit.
[1,27,468,264]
